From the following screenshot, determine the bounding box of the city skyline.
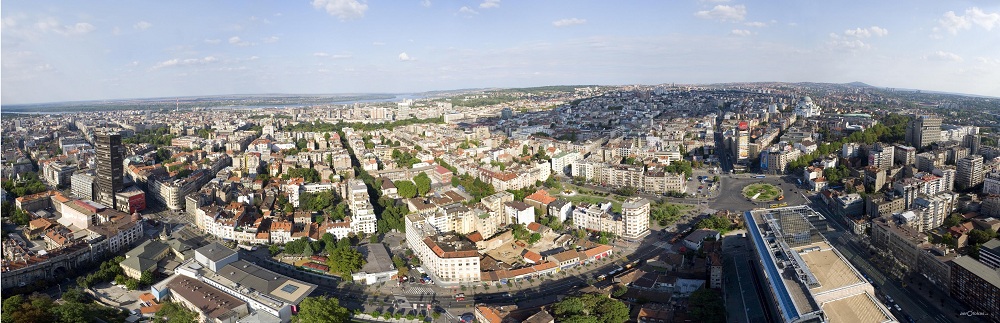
[3,0,1000,105]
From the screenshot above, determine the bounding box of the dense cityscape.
[2,82,1000,323]
[5,1,1000,322]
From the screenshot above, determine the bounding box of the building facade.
[96,132,124,209]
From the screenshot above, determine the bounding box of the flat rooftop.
[745,206,892,323]
[797,241,863,294]
[200,259,316,310]
[821,293,893,323]
[359,243,395,274]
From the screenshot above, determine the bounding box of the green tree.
[688,288,725,323]
[139,270,154,286]
[52,301,89,323]
[663,160,693,178]
[696,215,732,234]
[326,245,366,276]
[125,279,139,290]
[943,214,963,228]
[394,180,417,198]
[969,229,998,245]
[553,293,629,323]
[287,168,321,182]
[3,294,53,323]
[414,173,431,196]
[940,234,956,247]
[528,233,542,244]
[612,286,628,297]
[154,301,198,323]
[294,296,350,323]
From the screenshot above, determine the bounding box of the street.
[809,196,973,323]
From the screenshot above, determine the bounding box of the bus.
[454,293,465,301]
[753,175,766,179]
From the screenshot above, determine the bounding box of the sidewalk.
[352,313,428,323]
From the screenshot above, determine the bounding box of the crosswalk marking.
[401,286,435,295]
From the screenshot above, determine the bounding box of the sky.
[2,0,1000,105]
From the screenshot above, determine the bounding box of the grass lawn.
[549,184,695,214]
[742,183,782,201]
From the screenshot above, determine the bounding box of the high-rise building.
[964,134,982,155]
[893,144,916,166]
[96,132,124,209]
[867,143,894,170]
[905,115,942,149]
[71,171,95,200]
[984,171,1000,195]
[956,155,984,190]
[622,197,650,241]
[950,256,1000,323]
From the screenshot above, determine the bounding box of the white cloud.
[730,29,753,36]
[311,0,368,21]
[127,61,139,67]
[479,0,500,9]
[372,41,386,46]
[828,38,870,51]
[421,0,431,7]
[399,52,415,61]
[828,26,887,50]
[133,21,152,30]
[938,7,1000,35]
[694,5,746,22]
[34,64,53,72]
[152,56,220,69]
[844,26,888,38]
[229,36,250,46]
[248,56,260,60]
[977,57,1000,65]
[924,51,964,62]
[744,21,767,27]
[204,39,221,44]
[314,52,352,59]
[459,6,478,15]
[700,0,730,2]
[263,36,280,43]
[552,18,587,27]
[35,18,96,36]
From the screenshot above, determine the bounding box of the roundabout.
[742,183,783,202]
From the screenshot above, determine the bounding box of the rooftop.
[953,256,1000,288]
[796,241,864,294]
[126,240,170,260]
[196,242,237,262]
[424,234,478,259]
[821,293,893,323]
[166,275,247,320]
[203,259,316,308]
[358,243,395,274]
[745,206,887,323]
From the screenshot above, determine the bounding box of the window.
[280,284,300,294]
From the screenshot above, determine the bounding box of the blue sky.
[2,0,999,104]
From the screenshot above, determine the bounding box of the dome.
[802,96,812,102]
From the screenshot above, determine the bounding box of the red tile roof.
[524,189,556,205]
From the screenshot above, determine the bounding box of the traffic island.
[742,183,783,202]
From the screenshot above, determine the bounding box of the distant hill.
[844,82,873,88]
